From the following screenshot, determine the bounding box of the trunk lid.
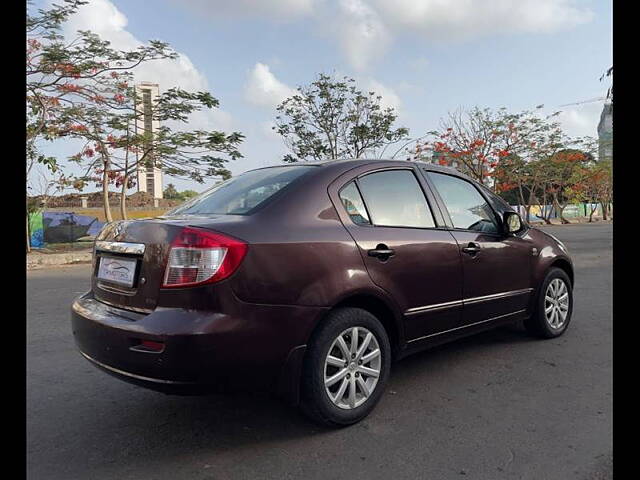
[91,215,247,312]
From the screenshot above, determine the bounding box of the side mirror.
[503,211,524,235]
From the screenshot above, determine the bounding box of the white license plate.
[97,256,138,287]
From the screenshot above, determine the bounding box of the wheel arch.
[312,291,405,360]
[550,257,574,287]
[528,256,574,316]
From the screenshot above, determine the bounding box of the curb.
[27,250,93,270]
[533,220,613,227]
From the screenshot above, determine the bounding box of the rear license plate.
[97,256,138,287]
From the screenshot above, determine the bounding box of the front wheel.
[300,307,391,427]
[524,267,573,338]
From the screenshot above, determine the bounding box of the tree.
[178,189,199,201]
[27,0,175,178]
[410,107,569,192]
[540,148,592,224]
[163,183,179,200]
[59,79,243,221]
[27,0,180,226]
[567,160,612,222]
[28,1,244,222]
[411,105,570,221]
[273,74,409,162]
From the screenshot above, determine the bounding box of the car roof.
[244,158,468,179]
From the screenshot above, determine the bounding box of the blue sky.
[31,0,612,194]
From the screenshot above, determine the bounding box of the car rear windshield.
[168,165,316,216]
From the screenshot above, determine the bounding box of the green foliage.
[180,190,199,200]
[163,184,200,201]
[274,73,409,162]
[163,183,179,199]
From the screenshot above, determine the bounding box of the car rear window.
[169,166,316,215]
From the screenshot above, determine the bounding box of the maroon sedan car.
[71,159,574,426]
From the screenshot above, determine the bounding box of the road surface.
[27,223,612,479]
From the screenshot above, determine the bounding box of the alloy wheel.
[545,278,570,329]
[323,327,382,409]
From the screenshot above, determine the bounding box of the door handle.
[461,242,481,255]
[368,244,395,260]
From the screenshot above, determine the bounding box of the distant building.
[597,101,613,163]
[135,82,163,199]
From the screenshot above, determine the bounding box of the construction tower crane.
[558,96,606,107]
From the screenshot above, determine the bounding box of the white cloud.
[363,78,402,111]
[331,0,391,71]
[59,0,231,130]
[244,63,296,108]
[372,0,593,41]
[554,101,604,139]
[174,0,318,21]
[167,0,594,72]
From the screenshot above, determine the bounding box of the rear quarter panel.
[227,166,387,307]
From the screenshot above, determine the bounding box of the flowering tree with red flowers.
[407,107,519,184]
[535,146,593,224]
[57,75,244,221]
[27,1,175,178]
[27,0,178,248]
[27,0,243,224]
[567,159,612,222]
[407,106,589,223]
[408,107,567,188]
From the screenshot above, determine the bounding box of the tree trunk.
[535,189,552,224]
[588,204,597,222]
[120,174,128,220]
[601,202,608,220]
[26,213,31,253]
[554,196,570,224]
[102,163,113,223]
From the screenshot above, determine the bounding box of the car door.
[423,169,534,327]
[330,165,464,342]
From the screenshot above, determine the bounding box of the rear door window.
[427,172,499,234]
[356,170,435,228]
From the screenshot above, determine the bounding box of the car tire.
[524,267,573,339]
[300,307,391,427]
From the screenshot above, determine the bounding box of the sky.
[31,0,613,195]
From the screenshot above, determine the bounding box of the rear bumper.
[71,292,327,402]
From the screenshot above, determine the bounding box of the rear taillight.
[162,227,248,288]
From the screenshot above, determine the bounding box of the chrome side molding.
[407,309,527,344]
[95,241,146,255]
[405,288,533,316]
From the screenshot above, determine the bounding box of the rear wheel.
[525,267,573,338]
[300,307,391,427]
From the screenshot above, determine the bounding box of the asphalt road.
[27,223,612,480]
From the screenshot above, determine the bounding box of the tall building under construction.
[597,101,613,163]
[135,82,163,199]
